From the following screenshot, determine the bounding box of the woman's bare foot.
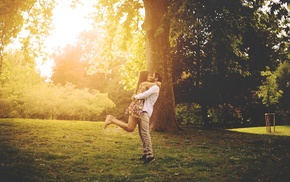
[104,115,112,129]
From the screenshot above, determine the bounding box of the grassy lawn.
[0,119,289,182]
[228,126,290,136]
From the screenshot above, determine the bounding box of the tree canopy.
[0,0,55,69]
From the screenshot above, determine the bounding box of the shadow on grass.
[0,144,39,181]
[0,121,52,182]
[152,126,290,182]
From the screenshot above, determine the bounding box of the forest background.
[0,0,290,129]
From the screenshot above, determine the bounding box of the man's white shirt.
[134,85,159,117]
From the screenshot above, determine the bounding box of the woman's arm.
[141,81,161,88]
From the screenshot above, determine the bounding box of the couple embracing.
[104,71,162,164]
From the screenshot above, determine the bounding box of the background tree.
[51,44,92,88]
[170,0,290,127]
[171,0,254,127]
[51,28,135,120]
[0,50,43,118]
[0,0,54,70]
[0,49,115,120]
[275,61,290,124]
[257,67,283,112]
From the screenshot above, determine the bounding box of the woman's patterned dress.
[125,84,148,118]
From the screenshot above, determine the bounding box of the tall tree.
[142,0,179,131]
[95,0,180,131]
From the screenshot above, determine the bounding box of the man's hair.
[154,72,162,82]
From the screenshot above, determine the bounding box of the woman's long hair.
[135,71,150,93]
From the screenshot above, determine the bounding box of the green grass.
[0,119,290,182]
[228,126,290,136]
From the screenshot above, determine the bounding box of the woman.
[104,71,159,132]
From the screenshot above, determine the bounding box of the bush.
[175,103,202,126]
[1,83,115,121]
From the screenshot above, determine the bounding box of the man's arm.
[134,85,159,99]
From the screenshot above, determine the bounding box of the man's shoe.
[139,154,146,160]
[144,157,155,164]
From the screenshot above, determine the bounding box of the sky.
[37,0,97,80]
[45,0,96,50]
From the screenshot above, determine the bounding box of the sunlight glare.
[38,0,96,80]
[36,56,54,82]
[45,0,96,51]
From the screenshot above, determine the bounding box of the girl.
[104,71,160,131]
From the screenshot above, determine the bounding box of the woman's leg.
[104,115,139,132]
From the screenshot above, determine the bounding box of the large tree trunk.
[142,0,180,131]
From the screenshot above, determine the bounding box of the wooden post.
[273,114,276,132]
[265,113,271,132]
[265,113,276,133]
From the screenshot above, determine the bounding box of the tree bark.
[142,0,180,131]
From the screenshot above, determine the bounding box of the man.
[104,71,159,132]
[134,71,162,164]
